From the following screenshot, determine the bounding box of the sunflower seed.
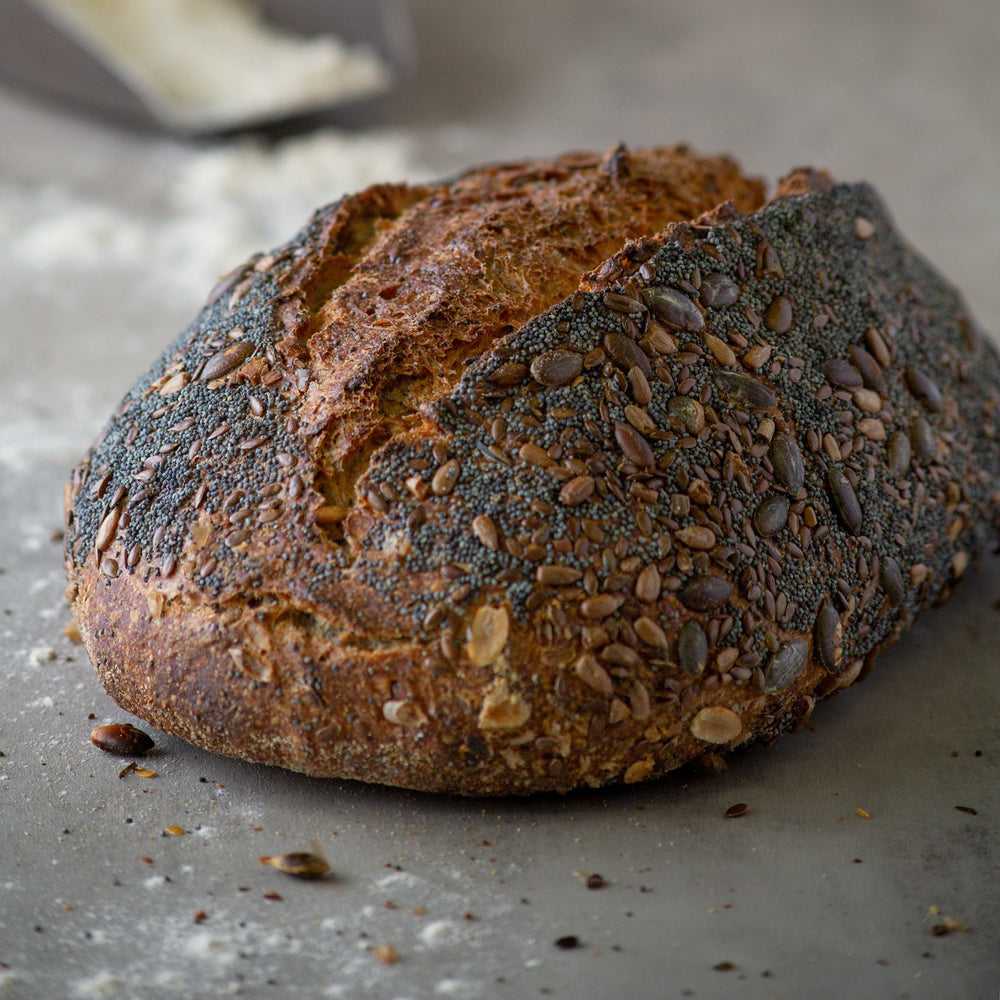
[634,615,669,649]
[675,525,715,550]
[536,564,583,585]
[581,594,625,619]
[635,563,661,603]
[847,345,886,393]
[431,459,461,496]
[603,290,646,314]
[471,514,499,550]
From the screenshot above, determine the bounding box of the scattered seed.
[373,944,399,964]
[554,935,581,950]
[259,852,330,879]
[585,873,606,890]
[724,803,748,818]
[165,826,184,836]
[90,724,154,756]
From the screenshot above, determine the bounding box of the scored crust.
[64,146,1000,795]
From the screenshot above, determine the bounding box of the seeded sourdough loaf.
[64,145,1000,795]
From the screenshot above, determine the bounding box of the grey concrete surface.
[1,2,998,998]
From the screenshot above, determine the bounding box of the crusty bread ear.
[65,147,1000,795]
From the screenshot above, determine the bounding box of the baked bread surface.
[64,146,1000,794]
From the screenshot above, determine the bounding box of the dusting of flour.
[0,127,428,468]
[0,127,427,299]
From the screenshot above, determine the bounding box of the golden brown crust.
[64,147,1000,794]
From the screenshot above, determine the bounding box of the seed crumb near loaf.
[63,145,1000,795]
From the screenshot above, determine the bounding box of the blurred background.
[1,3,998,998]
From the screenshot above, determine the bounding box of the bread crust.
[65,146,1000,794]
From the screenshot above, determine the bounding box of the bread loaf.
[64,145,1000,794]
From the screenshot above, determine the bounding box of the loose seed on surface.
[259,852,330,879]
[90,723,154,756]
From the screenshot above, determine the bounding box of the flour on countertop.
[0,127,429,468]
[0,127,427,300]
